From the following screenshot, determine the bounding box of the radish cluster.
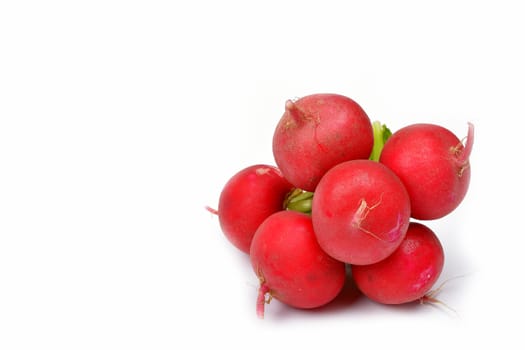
[209,93,474,318]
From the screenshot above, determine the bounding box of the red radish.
[250,211,346,318]
[379,123,474,220]
[311,159,411,265]
[208,164,294,254]
[272,93,374,192]
[351,222,444,304]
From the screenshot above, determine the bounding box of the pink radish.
[250,210,346,318]
[379,123,474,220]
[311,159,411,265]
[272,93,374,191]
[208,164,294,254]
[351,222,444,304]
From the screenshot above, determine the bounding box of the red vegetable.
[379,123,474,220]
[272,93,374,192]
[352,222,444,304]
[312,159,411,265]
[209,164,293,254]
[250,211,346,318]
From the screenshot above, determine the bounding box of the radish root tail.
[205,206,219,215]
[419,275,467,317]
[256,283,271,319]
[256,269,273,319]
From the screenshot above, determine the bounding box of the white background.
[1,1,523,349]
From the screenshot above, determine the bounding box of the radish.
[272,93,374,192]
[311,159,411,265]
[379,123,474,220]
[250,210,346,318]
[351,222,444,304]
[208,164,294,254]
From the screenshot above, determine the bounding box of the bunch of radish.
[208,93,474,318]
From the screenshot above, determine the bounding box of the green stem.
[287,198,313,213]
[284,189,314,214]
[369,121,392,162]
